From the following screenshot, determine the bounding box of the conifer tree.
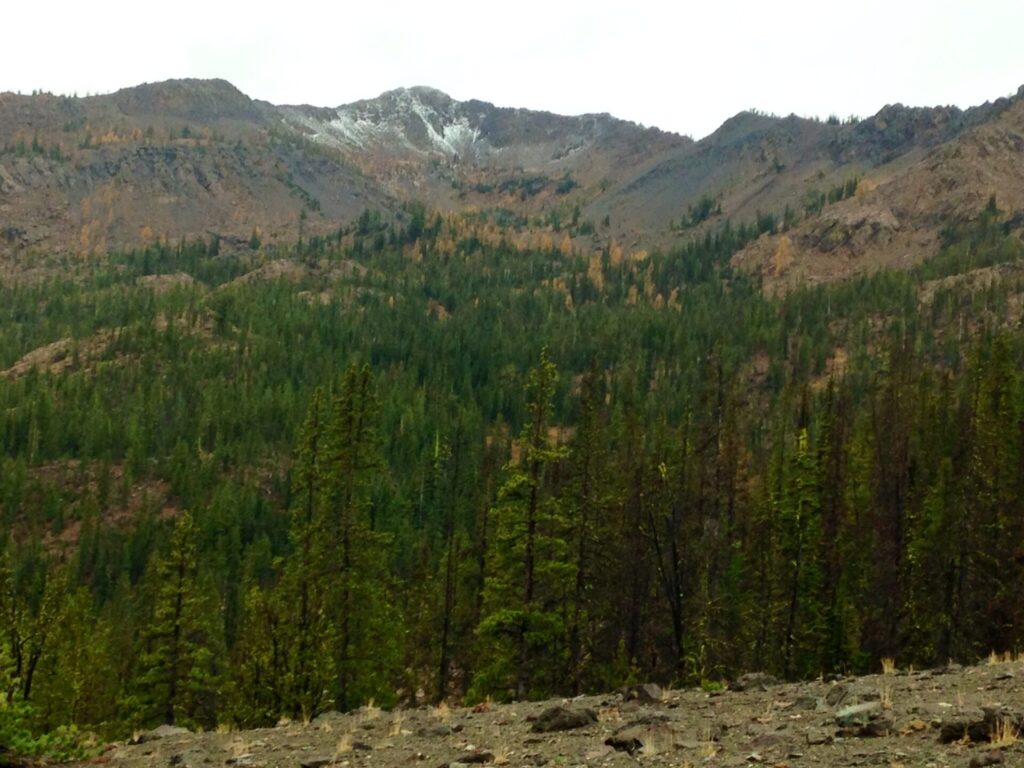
[320,365,396,710]
[135,513,221,728]
[475,348,570,700]
[565,363,610,693]
[777,428,823,678]
[283,387,334,719]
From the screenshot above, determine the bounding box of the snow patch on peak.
[283,89,487,158]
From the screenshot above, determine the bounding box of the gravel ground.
[80,659,1024,768]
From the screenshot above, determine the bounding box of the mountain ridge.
[2,78,1023,287]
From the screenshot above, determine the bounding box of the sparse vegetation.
[673,193,722,229]
[990,718,1020,747]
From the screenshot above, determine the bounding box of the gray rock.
[825,683,850,707]
[792,694,819,710]
[131,724,191,744]
[620,683,662,704]
[750,732,787,750]
[730,672,779,692]
[312,710,347,726]
[458,751,494,764]
[605,721,676,756]
[939,706,1022,744]
[969,751,1005,767]
[836,701,892,737]
[529,705,597,733]
[836,701,882,728]
[417,725,455,738]
[604,732,644,755]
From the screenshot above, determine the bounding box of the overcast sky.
[4,0,1022,139]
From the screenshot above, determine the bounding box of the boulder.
[604,721,676,756]
[312,710,347,727]
[825,683,850,707]
[619,683,662,704]
[130,724,191,744]
[529,706,597,733]
[730,672,779,692]
[458,751,494,764]
[938,706,1022,744]
[836,702,881,728]
[605,731,644,755]
[969,751,1005,767]
[836,701,892,737]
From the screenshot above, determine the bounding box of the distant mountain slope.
[279,86,690,221]
[0,80,393,255]
[593,89,1023,252]
[1,78,1022,279]
[732,87,1024,292]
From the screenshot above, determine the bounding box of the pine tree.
[319,365,396,710]
[282,387,334,719]
[777,428,823,678]
[565,363,610,693]
[134,513,222,728]
[475,349,570,700]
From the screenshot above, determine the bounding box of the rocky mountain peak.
[107,78,264,122]
[279,85,671,168]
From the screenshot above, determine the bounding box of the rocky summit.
[83,660,1024,768]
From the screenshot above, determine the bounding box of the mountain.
[0,79,394,255]
[1,78,1023,287]
[732,86,1024,292]
[6,80,1024,754]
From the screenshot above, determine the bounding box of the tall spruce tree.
[475,349,570,700]
[320,365,396,710]
[134,513,221,728]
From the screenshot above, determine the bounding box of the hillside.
[4,79,1024,764]
[0,80,392,255]
[733,87,1024,292]
[3,79,1022,278]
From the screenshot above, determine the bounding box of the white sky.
[3,0,1023,139]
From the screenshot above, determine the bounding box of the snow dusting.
[279,87,608,169]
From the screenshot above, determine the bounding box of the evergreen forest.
[3,203,1024,753]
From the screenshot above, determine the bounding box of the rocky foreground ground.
[83,660,1024,768]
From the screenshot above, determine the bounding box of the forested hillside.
[2,197,1024,755]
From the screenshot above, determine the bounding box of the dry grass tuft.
[358,700,381,726]
[698,726,719,759]
[881,657,897,675]
[880,683,894,710]
[389,710,405,737]
[491,737,513,766]
[987,650,1015,665]
[334,732,354,756]
[990,718,1020,747]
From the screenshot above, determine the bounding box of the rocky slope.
[85,660,1024,768]
[2,79,1023,285]
[731,88,1024,293]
